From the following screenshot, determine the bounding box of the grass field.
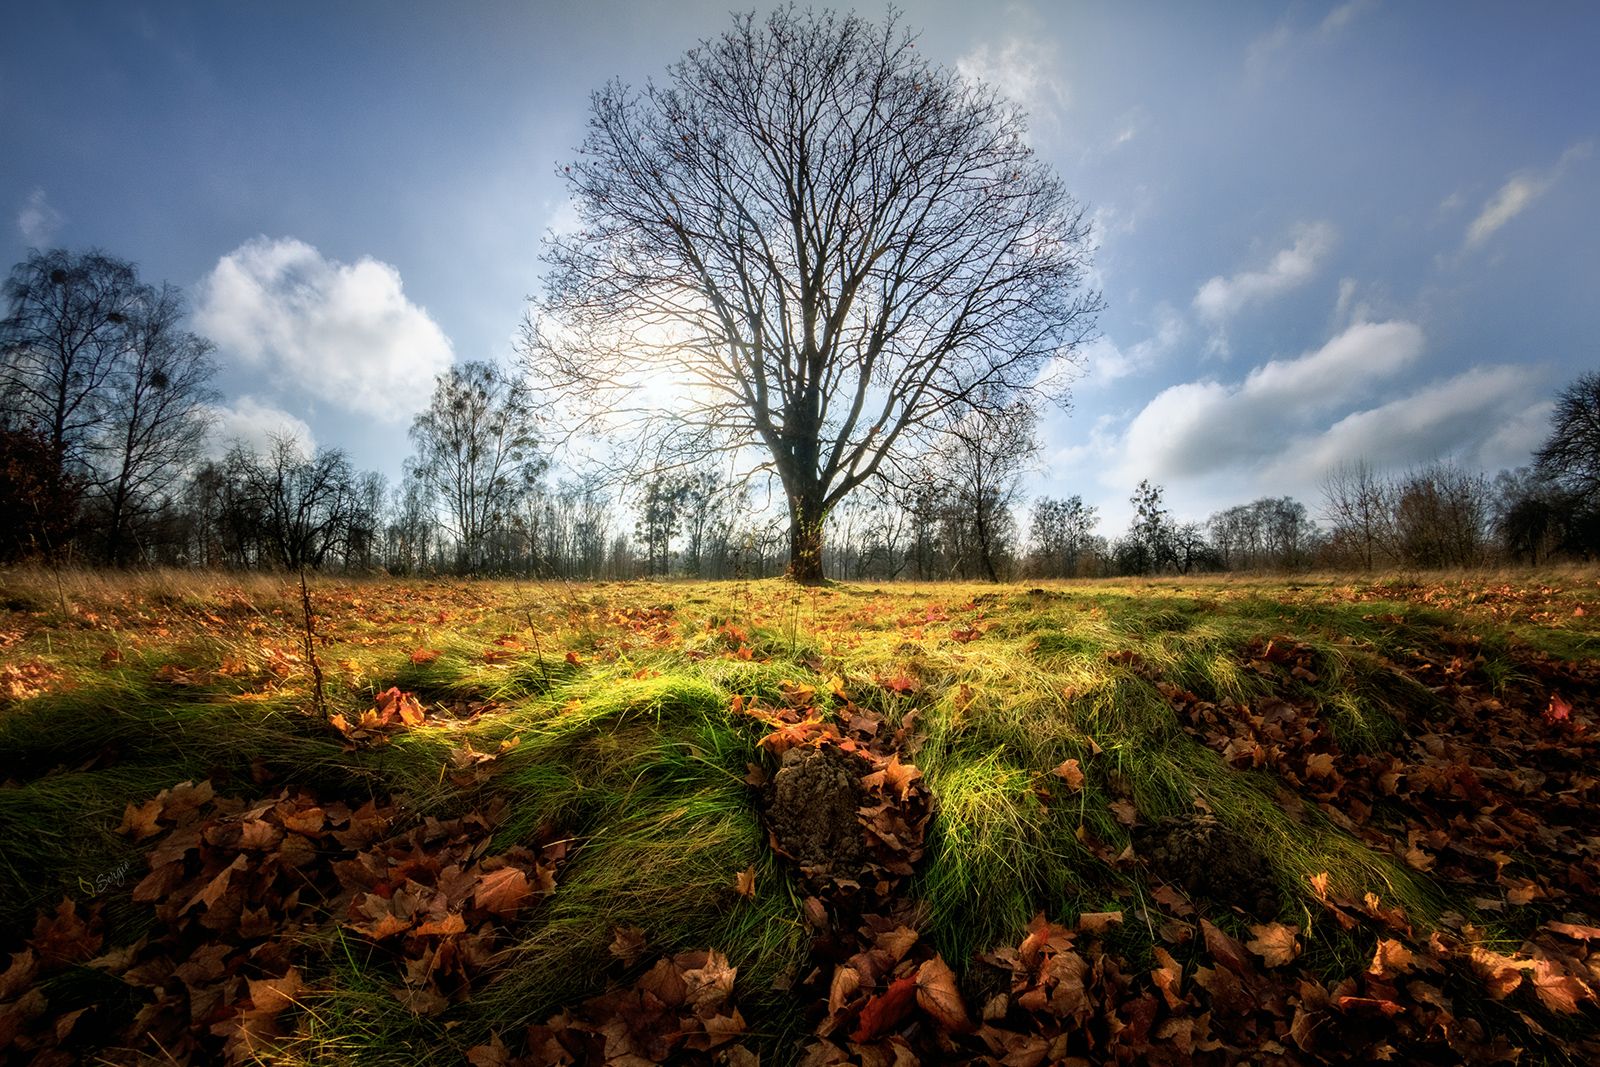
[1,568,1598,1064]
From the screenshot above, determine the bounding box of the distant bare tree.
[1172,522,1214,575]
[1321,458,1391,571]
[525,7,1100,582]
[409,361,544,573]
[936,397,1037,581]
[635,472,689,576]
[1123,479,1175,575]
[1493,466,1567,564]
[1029,495,1098,578]
[225,436,363,570]
[1393,462,1491,568]
[95,283,218,564]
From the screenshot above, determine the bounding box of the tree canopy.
[525,6,1100,581]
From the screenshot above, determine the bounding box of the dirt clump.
[1134,812,1281,919]
[764,745,867,880]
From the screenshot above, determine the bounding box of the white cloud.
[206,396,316,458]
[1465,175,1550,249]
[17,188,63,247]
[957,37,1069,140]
[1116,319,1425,482]
[1332,278,1360,327]
[1106,106,1149,151]
[544,198,583,239]
[1077,304,1185,388]
[194,237,454,421]
[1247,2,1378,80]
[1266,365,1545,482]
[1193,222,1336,322]
[1464,141,1593,250]
[1477,399,1555,470]
[1245,23,1293,76]
[1320,0,1379,35]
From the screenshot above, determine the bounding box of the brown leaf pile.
[1167,636,1600,920]
[0,659,62,702]
[469,949,755,1066]
[329,685,428,745]
[797,896,1600,1065]
[2,777,563,1063]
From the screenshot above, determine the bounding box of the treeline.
[0,248,797,577]
[6,247,1600,579]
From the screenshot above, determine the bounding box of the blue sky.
[3,1,1596,535]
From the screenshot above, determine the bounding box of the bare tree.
[1029,494,1098,578]
[0,427,84,561]
[225,436,363,570]
[635,472,689,576]
[1535,371,1600,506]
[525,7,1100,582]
[1321,459,1391,571]
[1124,479,1175,575]
[95,283,218,564]
[937,397,1037,581]
[0,249,141,470]
[1393,461,1491,568]
[409,361,543,573]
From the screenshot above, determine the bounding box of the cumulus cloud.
[1116,320,1425,481]
[957,37,1069,140]
[206,396,316,457]
[1193,222,1336,322]
[17,188,63,246]
[1104,317,1549,509]
[1464,141,1593,249]
[1266,367,1548,482]
[194,237,454,421]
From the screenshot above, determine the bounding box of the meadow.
[1,567,1597,1064]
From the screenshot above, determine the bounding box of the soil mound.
[1134,812,1281,918]
[764,745,867,879]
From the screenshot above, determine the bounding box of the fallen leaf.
[851,973,918,1042]
[1469,946,1531,999]
[609,924,647,966]
[828,964,862,1017]
[915,955,972,1033]
[1530,957,1589,1014]
[466,1033,513,1066]
[474,867,533,918]
[1052,759,1085,791]
[0,950,38,1002]
[1201,918,1253,978]
[1246,923,1301,968]
[415,913,467,937]
[1305,752,1336,779]
[1077,911,1123,936]
[1368,939,1415,979]
[1151,946,1183,1008]
[118,798,165,841]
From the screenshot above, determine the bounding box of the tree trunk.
[786,493,827,585]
